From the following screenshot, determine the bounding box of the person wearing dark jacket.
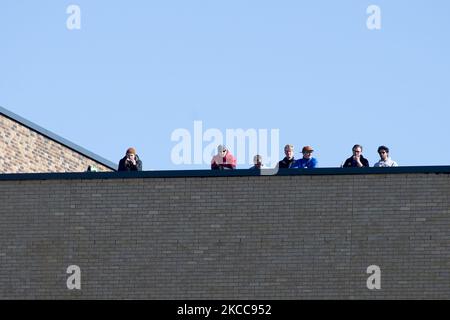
[278,144,295,168]
[118,147,143,171]
[249,154,264,169]
[342,144,369,167]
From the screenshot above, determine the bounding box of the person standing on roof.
[291,146,318,168]
[118,147,143,171]
[342,144,369,167]
[249,155,264,169]
[374,145,398,167]
[278,144,295,169]
[211,145,237,170]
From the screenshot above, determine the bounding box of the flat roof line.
[1,166,450,181]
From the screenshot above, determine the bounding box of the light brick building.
[1,168,450,299]
[0,106,116,173]
[2,106,450,300]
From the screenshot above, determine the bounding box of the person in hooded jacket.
[211,145,237,170]
[118,147,143,171]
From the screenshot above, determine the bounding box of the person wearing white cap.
[211,145,237,170]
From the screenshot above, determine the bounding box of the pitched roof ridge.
[0,105,117,171]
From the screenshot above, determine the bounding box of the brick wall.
[0,114,113,173]
[0,170,449,299]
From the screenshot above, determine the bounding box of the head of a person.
[377,145,389,161]
[352,144,363,157]
[302,146,314,159]
[217,145,228,157]
[126,147,136,160]
[284,144,294,159]
[253,155,263,168]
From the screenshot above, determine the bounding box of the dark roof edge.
[1,166,450,181]
[0,106,117,170]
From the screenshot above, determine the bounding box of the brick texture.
[0,172,449,299]
[0,114,113,173]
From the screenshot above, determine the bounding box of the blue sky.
[1,1,449,170]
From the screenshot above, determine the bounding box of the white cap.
[218,145,227,153]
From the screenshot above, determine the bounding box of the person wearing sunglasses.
[211,145,237,170]
[291,146,318,168]
[374,145,398,167]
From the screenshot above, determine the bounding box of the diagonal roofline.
[0,105,117,171]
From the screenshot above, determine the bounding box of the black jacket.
[211,162,235,170]
[278,157,295,169]
[342,155,369,167]
[118,155,143,171]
